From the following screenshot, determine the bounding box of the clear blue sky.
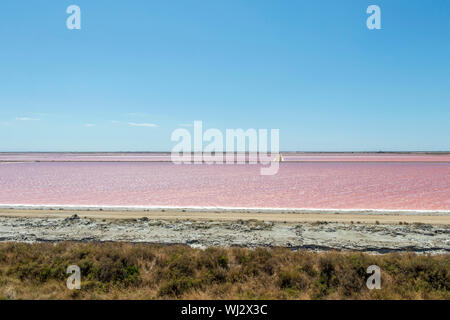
[0,0,449,151]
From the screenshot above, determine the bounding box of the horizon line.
[0,151,450,154]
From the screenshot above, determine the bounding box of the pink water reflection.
[0,161,449,210]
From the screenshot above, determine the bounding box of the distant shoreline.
[1,204,450,216]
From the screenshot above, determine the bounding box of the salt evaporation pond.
[0,153,449,210]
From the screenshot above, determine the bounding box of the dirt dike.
[0,215,448,254]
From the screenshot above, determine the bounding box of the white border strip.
[0,204,449,216]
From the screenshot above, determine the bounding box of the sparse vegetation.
[0,242,448,300]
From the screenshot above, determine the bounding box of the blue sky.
[0,0,449,151]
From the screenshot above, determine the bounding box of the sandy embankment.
[0,208,449,225]
[0,207,448,253]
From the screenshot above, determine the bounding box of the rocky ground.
[0,215,448,254]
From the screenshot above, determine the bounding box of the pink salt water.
[0,153,449,211]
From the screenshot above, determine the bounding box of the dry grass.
[0,242,448,300]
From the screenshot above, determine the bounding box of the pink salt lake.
[0,153,449,210]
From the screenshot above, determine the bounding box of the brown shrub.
[0,242,448,300]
